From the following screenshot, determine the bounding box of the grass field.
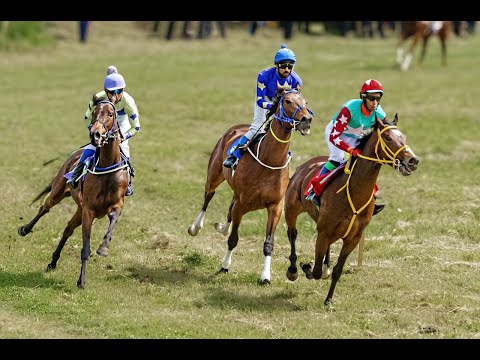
[1,21,479,339]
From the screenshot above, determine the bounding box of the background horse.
[284,114,419,305]
[396,21,451,71]
[18,97,129,289]
[187,90,314,285]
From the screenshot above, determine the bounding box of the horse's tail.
[30,184,52,206]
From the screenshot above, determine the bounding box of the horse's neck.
[261,120,291,162]
[96,141,122,167]
[348,138,382,198]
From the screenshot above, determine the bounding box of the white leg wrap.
[221,249,233,269]
[261,255,272,282]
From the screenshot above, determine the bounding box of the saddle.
[303,162,346,198]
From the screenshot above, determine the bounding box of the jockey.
[223,44,303,169]
[66,66,141,196]
[305,79,387,215]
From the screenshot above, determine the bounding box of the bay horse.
[18,96,129,289]
[284,114,419,305]
[187,89,314,285]
[396,21,451,71]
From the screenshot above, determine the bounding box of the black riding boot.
[373,203,385,215]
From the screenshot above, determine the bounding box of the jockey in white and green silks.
[66,66,141,196]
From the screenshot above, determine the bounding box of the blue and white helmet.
[274,44,296,64]
[104,73,126,90]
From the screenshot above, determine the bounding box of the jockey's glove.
[348,147,361,157]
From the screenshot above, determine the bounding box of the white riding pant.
[85,114,130,160]
[244,103,268,140]
[325,121,360,163]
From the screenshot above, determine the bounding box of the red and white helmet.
[360,79,384,96]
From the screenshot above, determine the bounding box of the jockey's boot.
[125,170,133,196]
[223,154,238,169]
[305,161,338,205]
[67,162,84,189]
[373,202,385,215]
[223,135,249,169]
[66,148,95,189]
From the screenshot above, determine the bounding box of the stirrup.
[125,185,133,196]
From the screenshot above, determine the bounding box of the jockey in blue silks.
[223,44,303,169]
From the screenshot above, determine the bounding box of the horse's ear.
[393,113,398,125]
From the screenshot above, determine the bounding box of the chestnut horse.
[284,114,419,305]
[18,97,129,289]
[396,21,451,71]
[188,90,314,285]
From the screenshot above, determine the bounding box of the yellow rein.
[337,125,410,238]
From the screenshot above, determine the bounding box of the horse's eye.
[285,99,291,105]
[386,136,392,141]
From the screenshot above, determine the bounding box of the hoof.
[96,245,109,257]
[300,262,314,280]
[46,263,55,272]
[324,298,333,306]
[188,224,200,236]
[214,222,230,236]
[286,268,298,282]
[260,279,270,286]
[217,267,228,274]
[18,226,28,237]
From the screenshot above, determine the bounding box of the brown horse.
[18,97,129,289]
[396,21,451,71]
[284,114,419,305]
[187,90,314,284]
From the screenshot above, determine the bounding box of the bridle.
[270,89,314,143]
[90,100,120,147]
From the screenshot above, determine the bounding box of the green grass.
[1,21,479,339]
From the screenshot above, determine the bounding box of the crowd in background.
[76,21,478,43]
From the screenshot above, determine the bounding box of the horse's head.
[89,96,118,148]
[372,113,419,176]
[274,90,314,136]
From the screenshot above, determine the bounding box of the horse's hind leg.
[47,206,82,271]
[18,185,67,236]
[96,208,121,257]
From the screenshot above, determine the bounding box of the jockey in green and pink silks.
[305,79,388,215]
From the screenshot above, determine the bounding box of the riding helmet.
[104,73,126,90]
[274,44,296,64]
[360,79,384,96]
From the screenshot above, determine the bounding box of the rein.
[247,90,312,170]
[337,124,411,238]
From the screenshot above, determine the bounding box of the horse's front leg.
[214,196,233,236]
[97,207,122,257]
[261,203,282,285]
[219,200,242,274]
[324,231,361,306]
[47,206,82,271]
[77,210,94,289]
[188,190,216,236]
